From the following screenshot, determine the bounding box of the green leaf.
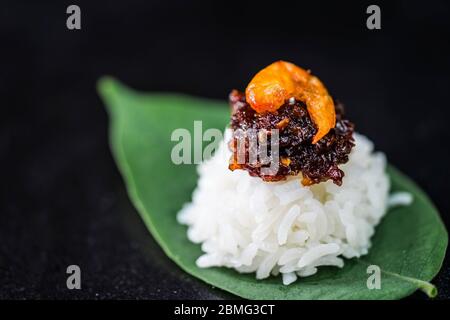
[98,77,448,300]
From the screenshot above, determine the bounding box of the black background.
[1,0,450,299]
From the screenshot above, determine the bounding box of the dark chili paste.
[228,90,355,186]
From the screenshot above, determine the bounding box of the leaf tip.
[97,76,118,98]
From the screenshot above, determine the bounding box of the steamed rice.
[177,132,406,285]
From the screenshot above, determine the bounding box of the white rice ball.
[177,132,405,284]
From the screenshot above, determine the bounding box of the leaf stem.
[381,269,438,298]
[357,260,438,298]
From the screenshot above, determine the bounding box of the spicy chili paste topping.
[228,90,354,186]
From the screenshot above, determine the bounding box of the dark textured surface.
[1,0,449,299]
